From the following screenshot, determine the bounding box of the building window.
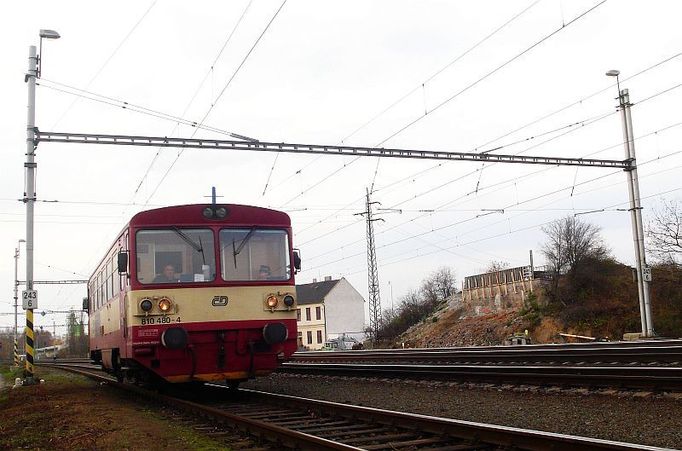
[297,331,302,338]
[315,306,321,321]
[305,307,311,321]
[307,331,313,344]
[316,330,323,343]
[296,309,301,321]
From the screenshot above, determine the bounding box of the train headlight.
[140,298,153,312]
[266,295,279,308]
[158,297,173,312]
[283,295,295,307]
[216,207,227,218]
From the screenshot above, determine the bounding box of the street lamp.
[13,239,26,366]
[38,29,60,78]
[23,28,60,383]
[607,69,654,337]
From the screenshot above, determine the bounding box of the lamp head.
[605,69,620,77]
[39,29,61,40]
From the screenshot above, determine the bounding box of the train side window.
[97,272,102,309]
[113,255,121,295]
[107,258,114,300]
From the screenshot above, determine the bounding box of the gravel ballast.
[243,373,682,449]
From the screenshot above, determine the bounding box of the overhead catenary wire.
[47,1,258,281]
[368,183,682,275]
[322,181,682,278]
[340,0,542,145]
[303,149,682,269]
[367,0,608,189]
[294,109,615,244]
[293,82,682,254]
[144,0,288,205]
[289,51,682,235]
[131,0,255,198]
[38,80,254,142]
[276,0,609,209]
[300,136,682,270]
[265,2,542,198]
[50,0,158,130]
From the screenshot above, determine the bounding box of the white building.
[296,277,365,350]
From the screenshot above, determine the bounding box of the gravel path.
[243,373,682,449]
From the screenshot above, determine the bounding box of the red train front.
[87,204,299,385]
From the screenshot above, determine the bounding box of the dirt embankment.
[395,306,538,348]
[0,367,230,450]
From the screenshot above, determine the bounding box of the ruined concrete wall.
[461,267,542,315]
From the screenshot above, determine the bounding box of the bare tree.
[647,199,682,265]
[542,216,608,275]
[421,266,456,304]
[485,260,510,273]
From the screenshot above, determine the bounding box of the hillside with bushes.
[373,212,682,348]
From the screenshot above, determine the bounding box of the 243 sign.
[22,290,38,310]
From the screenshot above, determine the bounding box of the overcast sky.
[1,0,681,334]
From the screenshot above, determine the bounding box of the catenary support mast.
[363,189,382,344]
[24,45,38,382]
[618,88,654,337]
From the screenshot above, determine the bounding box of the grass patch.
[0,365,234,450]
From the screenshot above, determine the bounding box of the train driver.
[154,264,178,283]
[258,265,271,280]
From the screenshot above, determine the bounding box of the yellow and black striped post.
[13,338,19,366]
[24,308,35,381]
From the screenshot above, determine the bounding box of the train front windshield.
[136,229,216,284]
[220,229,291,281]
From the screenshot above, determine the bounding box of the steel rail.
[232,388,663,451]
[297,339,682,355]
[35,130,632,169]
[292,343,682,366]
[40,362,664,450]
[281,362,682,390]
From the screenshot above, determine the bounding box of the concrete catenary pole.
[24,45,38,382]
[618,88,654,337]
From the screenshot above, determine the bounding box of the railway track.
[291,339,682,366]
[38,361,665,450]
[283,340,682,390]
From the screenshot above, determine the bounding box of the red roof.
[129,204,291,227]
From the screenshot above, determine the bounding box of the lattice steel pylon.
[358,188,382,344]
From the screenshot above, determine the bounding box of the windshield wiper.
[232,227,256,268]
[172,227,206,264]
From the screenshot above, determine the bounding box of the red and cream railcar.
[86,204,299,385]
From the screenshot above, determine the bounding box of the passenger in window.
[154,264,178,283]
[258,265,271,280]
